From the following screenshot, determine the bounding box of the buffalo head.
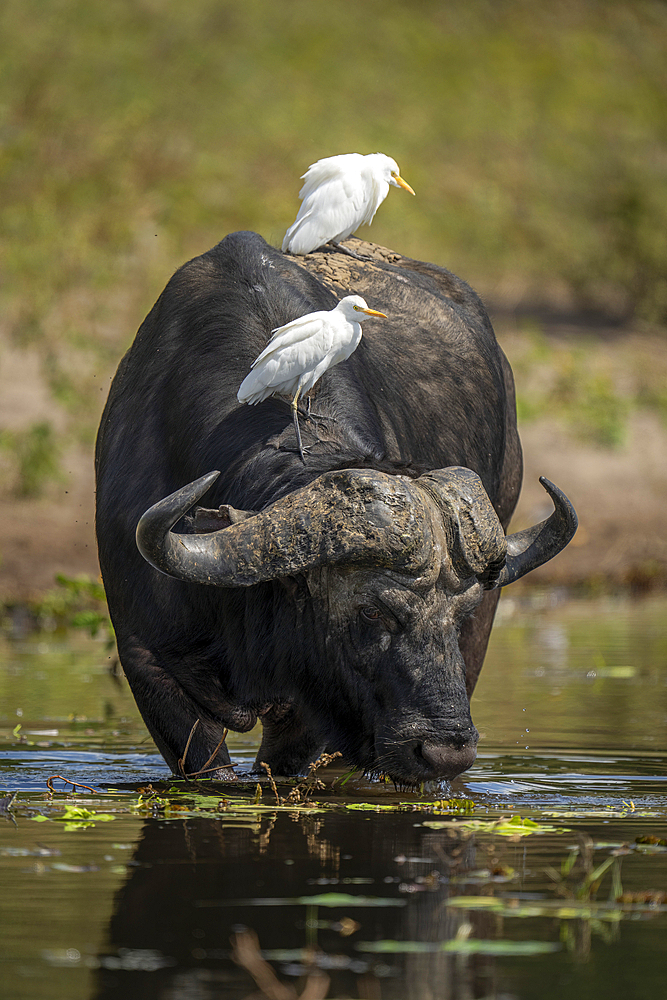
[136,466,576,784]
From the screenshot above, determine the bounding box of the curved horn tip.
[139,469,221,523]
[136,470,222,566]
[191,470,222,493]
[160,470,221,509]
[538,476,578,535]
[488,476,578,590]
[189,469,220,496]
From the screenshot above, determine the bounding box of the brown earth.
[1,309,665,602]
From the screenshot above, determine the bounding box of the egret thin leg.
[301,396,336,425]
[327,241,369,261]
[291,388,307,463]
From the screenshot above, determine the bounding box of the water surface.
[1,593,665,1000]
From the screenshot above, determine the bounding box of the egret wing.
[302,171,366,216]
[237,358,300,404]
[286,177,367,251]
[282,206,352,253]
[250,314,327,367]
[297,153,364,201]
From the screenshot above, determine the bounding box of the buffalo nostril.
[416,739,478,780]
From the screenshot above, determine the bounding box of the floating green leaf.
[344,798,475,813]
[31,805,115,829]
[355,938,561,955]
[356,940,440,953]
[444,938,562,955]
[59,806,115,824]
[298,893,405,908]
[543,808,661,820]
[345,803,396,811]
[445,896,636,922]
[423,815,567,836]
[60,806,114,822]
[200,893,406,909]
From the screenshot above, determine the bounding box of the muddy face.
[303,564,482,783]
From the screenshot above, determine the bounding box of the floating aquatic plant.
[423,815,568,836]
[32,805,115,831]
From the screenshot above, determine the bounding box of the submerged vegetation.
[4,781,666,959]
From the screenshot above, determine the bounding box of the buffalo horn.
[491,477,578,589]
[136,469,577,590]
[136,468,435,587]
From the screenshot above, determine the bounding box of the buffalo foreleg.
[253,703,325,776]
[118,639,239,780]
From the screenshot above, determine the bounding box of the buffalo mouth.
[371,727,479,785]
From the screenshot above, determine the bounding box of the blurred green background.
[3,0,666,328]
[1,0,666,593]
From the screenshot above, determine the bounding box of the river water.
[0,592,665,1000]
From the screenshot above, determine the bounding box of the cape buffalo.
[95,231,576,784]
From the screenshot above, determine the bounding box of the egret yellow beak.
[395,174,416,196]
[360,307,388,318]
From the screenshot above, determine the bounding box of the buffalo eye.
[360,606,382,624]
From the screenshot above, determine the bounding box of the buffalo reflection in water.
[93,807,507,1000]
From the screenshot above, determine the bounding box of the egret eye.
[360,606,381,623]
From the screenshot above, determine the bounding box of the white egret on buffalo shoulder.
[282,152,415,257]
[237,295,387,462]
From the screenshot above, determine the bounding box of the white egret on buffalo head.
[282,152,415,258]
[237,295,387,462]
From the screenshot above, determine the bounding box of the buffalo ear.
[277,574,309,611]
[186,504,257,533]
[416,467,507,579]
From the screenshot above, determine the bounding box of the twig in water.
[231,928,329,999]
[46,776,99,796]
[177,722,236,780]
[183,729,235,779]
[177,719,200,779]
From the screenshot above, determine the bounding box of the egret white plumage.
[282,152,415,257]
[237,295,387,461]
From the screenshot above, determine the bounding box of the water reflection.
[94,812,486,1000]
[89,806,667,1000]
[473,592,667,753]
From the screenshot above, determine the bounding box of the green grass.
[0,421,62,497]
[502,316,667,448]
[1,0,667,473]
[509,325,632,447]
[1,573,113,640]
